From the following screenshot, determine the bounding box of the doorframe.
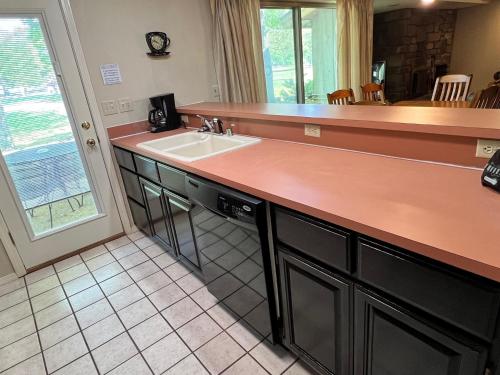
[0,0,133,276]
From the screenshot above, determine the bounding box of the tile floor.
[0,233,316,375]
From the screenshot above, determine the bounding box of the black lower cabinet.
[278,248,351,375]
[127,198,151,236]
[353,287,488,375]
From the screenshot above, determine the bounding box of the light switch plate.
[476,139,500,158]
[304,124,321,137]
[118,98,133,113]
[101,100,118,116]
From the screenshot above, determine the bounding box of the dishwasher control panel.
[218,194,255,221]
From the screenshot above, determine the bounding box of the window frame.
[261,2,336,104]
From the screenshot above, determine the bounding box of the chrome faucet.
[196,115,214,133]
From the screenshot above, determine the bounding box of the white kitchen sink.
[137,131,261,162]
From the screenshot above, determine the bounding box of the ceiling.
[374,0,489,13]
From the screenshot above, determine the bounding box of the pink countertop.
[111,129,500,282]
[177,102,500,139]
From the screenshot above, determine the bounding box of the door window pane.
[260,8,297,103]
[301,8,337,104]
[0,17,98,236]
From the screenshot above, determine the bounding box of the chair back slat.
[432,74,472,101]
[327,89,355,105]
[360,83,385,103]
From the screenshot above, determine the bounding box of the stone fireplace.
[373,8,457,102]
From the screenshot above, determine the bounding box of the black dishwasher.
[186,176,279,342]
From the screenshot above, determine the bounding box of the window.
[261,5,337,104]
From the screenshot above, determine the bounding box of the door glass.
[0,17,98,236]
[301,8,337,104]
[260,8,297,103]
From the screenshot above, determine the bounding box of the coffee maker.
[148,93,180,133]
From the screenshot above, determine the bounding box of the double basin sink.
[137,131,260,162]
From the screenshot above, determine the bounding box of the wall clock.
[146,32,171,57]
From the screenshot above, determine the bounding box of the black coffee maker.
[148,93,180,133]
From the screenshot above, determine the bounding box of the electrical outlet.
[476,139,500,158]
[304,124,321,137]
[211,84,220,99]
[118,98,133,113]
[101,100,118,116]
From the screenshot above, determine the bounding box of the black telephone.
[482,149,500,192]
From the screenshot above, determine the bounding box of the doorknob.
[81,121,91,130]
[86,138,97,147]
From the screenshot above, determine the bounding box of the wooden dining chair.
[360,83,385,103]
[431,74,472,101]
[327,89,355,105]
[472,85,500,109]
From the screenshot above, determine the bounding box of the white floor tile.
[223,354,268,375]
[75,298,114,329]
[100,272,133,296]
[176,272,205,295]
[92,333,138,374]
[0,278,25,298]
[81,244,108,262]
[142,244,165,259]
[283,360,317,375]
[63,274,96,296]
[206,303,238,329]
[2,353,45,375]
[119,251,148,270]
[85,252,115,272]
[137,271,172,295]
[250,340,297,375]
[25,266,55,285]
[129,314,172,351]
[0,301,32,329]
[54,255,83,273]
[83,314,125,350]
[68,285,104,311]
[35,300,72,329]
[31,286,66,313]
[53,354,97,375]
[105,236,132,251]
[163,354,208,375]
[92,262,125,283]
[43,333,88,373]
[0,287,28,312]
[134,237,154,250]
[118,298,156,329]
[127,231,145,242]
[112,242,140,260]
[0,315,36,349]
[142,333,190,375]
[152,252,177,269]
[0,333,40,372]
[128,260,160,282]
[108,354,152,375]
[149,283,186,311]
[227,320,263,351]
[177,313,222,350]
[108,284,144,311]
[39,315,79,350]
[162,296,203,329]
[58,263,89,284]
[27,275,59,297]
[195,333,245,375]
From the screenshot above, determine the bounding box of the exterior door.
[0,0,122,269]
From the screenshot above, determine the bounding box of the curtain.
[337,0,374,100]
[211,0,267,103]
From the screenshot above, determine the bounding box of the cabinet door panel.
[279,248,350,375]
[140,179,176,253]
[354,287,487,375]
[127,198,151,236]
[119,167,143,204]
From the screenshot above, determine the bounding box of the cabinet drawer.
[158,163,187,196]
[119,167,143,204]
[274,207,351,273]
[357,238,500,341]
[134,154,159,182]
[114,147,135,171]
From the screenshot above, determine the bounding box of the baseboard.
[0,273,18,286]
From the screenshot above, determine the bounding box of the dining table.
[392,100,471,108]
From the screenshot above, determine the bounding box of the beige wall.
[0,239,14,278]
[69,0,218,128]
[450,1,500,94]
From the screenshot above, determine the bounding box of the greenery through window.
[261,6,337,104]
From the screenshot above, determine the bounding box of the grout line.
[24,279,50,375]
[50,256,100,375]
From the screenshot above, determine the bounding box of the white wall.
[450,1,500,94]
[0,240,14,278]
[69,0,218,128]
